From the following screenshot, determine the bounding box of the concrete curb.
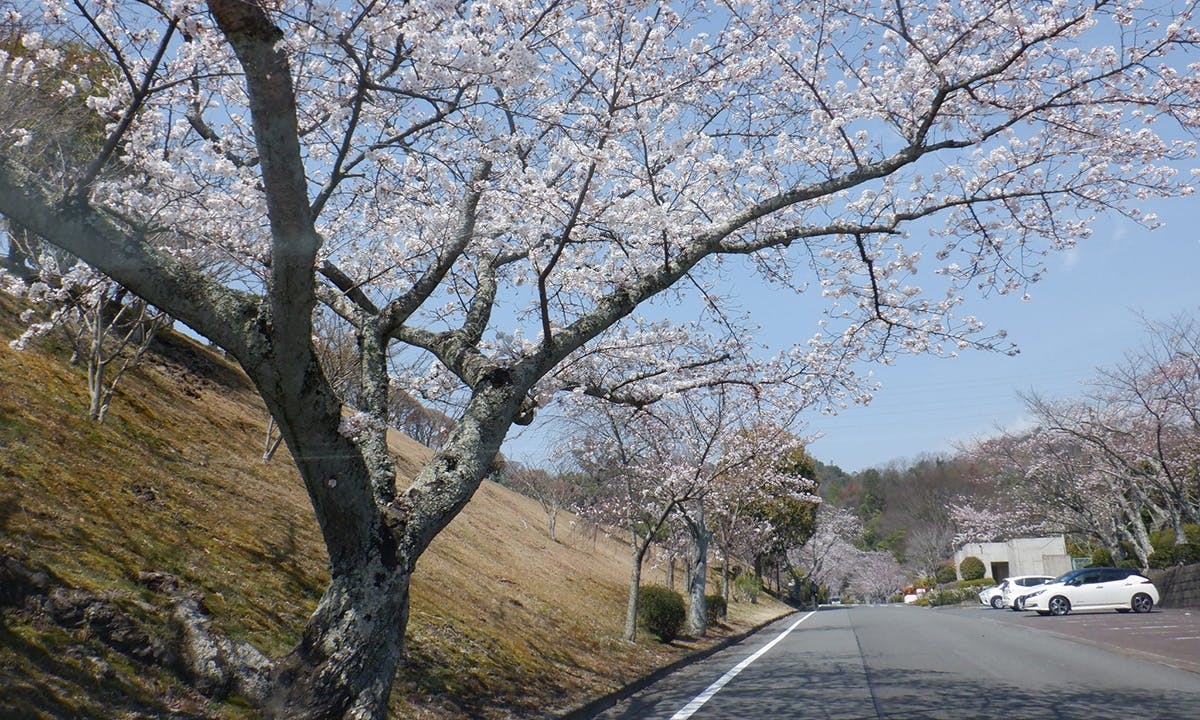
[558,609,800,720]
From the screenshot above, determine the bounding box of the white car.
[999,575,1057,610]
[979,584,1004,608]
[1022,567,1160,616]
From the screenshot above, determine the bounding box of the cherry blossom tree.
[568,400,682,642]
[569,383,817,638]
[666,395,817,636]
[848,549,908,603]
[1090,311,1200,534]
[957,428,1130,558]
[500,460,583,541]
[943,312,1197,566]
[1,1,1199,716]
[793,504,865,597]
[8,258,169,421]
[710,441,819,601]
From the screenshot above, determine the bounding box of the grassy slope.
[0,292,790,719]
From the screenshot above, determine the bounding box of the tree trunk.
[720,544,731,606]
[87,310,106,422]
[623,528,648,642]
[262,416,284,462]
[269,563,411,720]
[686,501,708,638]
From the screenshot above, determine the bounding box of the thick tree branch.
[0,157,255,356]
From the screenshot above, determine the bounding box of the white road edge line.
[669,611,817,720]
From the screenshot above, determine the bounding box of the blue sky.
[801,197,1200,473]
[501,195,1200,474]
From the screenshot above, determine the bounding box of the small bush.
[1091,547,1113,567]
[1148,545,1179,569]
[1116,558,1141,570]
[1182,543,1200,565]
[958,577,993,589]
[705,594,727,626]
[733,573,762,603]
[935,563,957,584]
[1150,528,1176,553]
[959,556,985,581]
[924,586,979,607]
[638,585,686,643]
[1148,542,1200,568]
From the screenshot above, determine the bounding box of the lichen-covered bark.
[268,565,411,720]
[685,501,709,638]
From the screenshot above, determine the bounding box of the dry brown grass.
[0,292,792,719]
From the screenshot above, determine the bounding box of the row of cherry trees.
[559,385,820,640]
[790,502,908,602]
[954,312,1200,566]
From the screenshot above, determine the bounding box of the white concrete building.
[954,536,1072,581]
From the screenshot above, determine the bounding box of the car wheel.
[1132,593,1154,613]
[990,596,1003,609]
[1048,596,1071,616]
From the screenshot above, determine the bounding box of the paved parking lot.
[967,606,1200,673]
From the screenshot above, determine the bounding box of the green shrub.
[1148,545,1179,569]
[732,573,762,603]
[924,586,979,607]
[958,577,993,589]
[704,594,727,626]
[935,563,957,584]
[1150,528,1176,552]
[1091,547,1113,567]
[638,585,686,643]
[1148,541,1200,568]
[1181,543,1200,564]
[959,556,985,581]
[1116,558,1141,570]
[1184,524,1200,546]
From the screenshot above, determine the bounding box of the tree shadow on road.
[596,660,1200,719]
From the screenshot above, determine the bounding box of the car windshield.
[1050,569,1083,583]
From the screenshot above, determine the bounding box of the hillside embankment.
[0,293,791,719]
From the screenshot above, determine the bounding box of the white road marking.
[669,611,816,720]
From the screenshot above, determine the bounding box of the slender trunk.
[686,501,708,638]
[262,416,284,462]
[88,310,105,421]
[666,557,675,591]
[624,527,649,642]
[720,544,731,606]
[1121,486,1154,567]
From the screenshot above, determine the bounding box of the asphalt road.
[588,604,1200,719]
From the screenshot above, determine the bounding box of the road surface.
[588,604,1200,719]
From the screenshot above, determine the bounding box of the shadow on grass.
[0,615,209,720]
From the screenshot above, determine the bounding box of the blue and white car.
[1022,567,1159,616]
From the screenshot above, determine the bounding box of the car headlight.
[1029,589,1046,597]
